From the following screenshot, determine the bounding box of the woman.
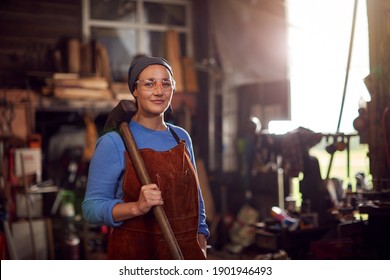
[82,56,209,259]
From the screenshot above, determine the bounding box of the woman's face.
[133,64,174,117]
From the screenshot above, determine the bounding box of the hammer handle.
[119,122,184,260]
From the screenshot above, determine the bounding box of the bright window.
[286,0,370,134]
[285,0,371,194]
[82,0,192,82]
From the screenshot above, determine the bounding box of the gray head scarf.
[128,55,174,94]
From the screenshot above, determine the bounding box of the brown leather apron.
[107,140,205,260]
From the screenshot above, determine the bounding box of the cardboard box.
[14,148,42,182]
[11,219,49,260]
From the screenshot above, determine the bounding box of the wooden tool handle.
[119,122,184,260]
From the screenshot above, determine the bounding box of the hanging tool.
[326,0,358,180]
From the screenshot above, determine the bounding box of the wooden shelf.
[35,96,120,113]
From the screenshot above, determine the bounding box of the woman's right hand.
[112,183,163,222]
[136,184,164,214]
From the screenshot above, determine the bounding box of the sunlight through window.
[286,0,370,134]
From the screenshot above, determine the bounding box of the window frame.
[81,0,194,63]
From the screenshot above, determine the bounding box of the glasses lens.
[143,80,155,88]
[137,79,174,91]
[161,80,172,88]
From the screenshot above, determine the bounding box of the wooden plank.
[67,39,81,73]
[0,36,57,47]
[0,11,81,23]
[53,87,112,100]
[0,0,80,18]
[0,20,80,37]
[46,76,109,90]
[182,56,199,93]
[95,43,112,85]
[166,29,184,92]
[80,42,94,74]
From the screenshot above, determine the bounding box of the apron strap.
[167,125,181,144]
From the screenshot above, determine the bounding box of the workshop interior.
[0,0,389,260]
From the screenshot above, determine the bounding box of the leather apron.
[107,136,205,260]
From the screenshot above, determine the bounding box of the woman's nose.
[153,83,164,94]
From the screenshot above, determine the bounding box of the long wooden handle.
[119,122,184,260]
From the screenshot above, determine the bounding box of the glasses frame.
[135,78,176,92]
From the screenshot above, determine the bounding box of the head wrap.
[128,55,174,94]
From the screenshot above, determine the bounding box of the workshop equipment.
[104,100,184,260]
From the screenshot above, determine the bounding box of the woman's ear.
[132,88,138,98]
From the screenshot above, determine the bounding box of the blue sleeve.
[82,132,125,228]
[197,187,210,238]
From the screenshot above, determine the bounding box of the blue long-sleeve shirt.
[82,121,209,237]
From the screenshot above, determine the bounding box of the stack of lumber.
[111,82,135,101]
[40,38,115,100]
[42,73,112,100]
